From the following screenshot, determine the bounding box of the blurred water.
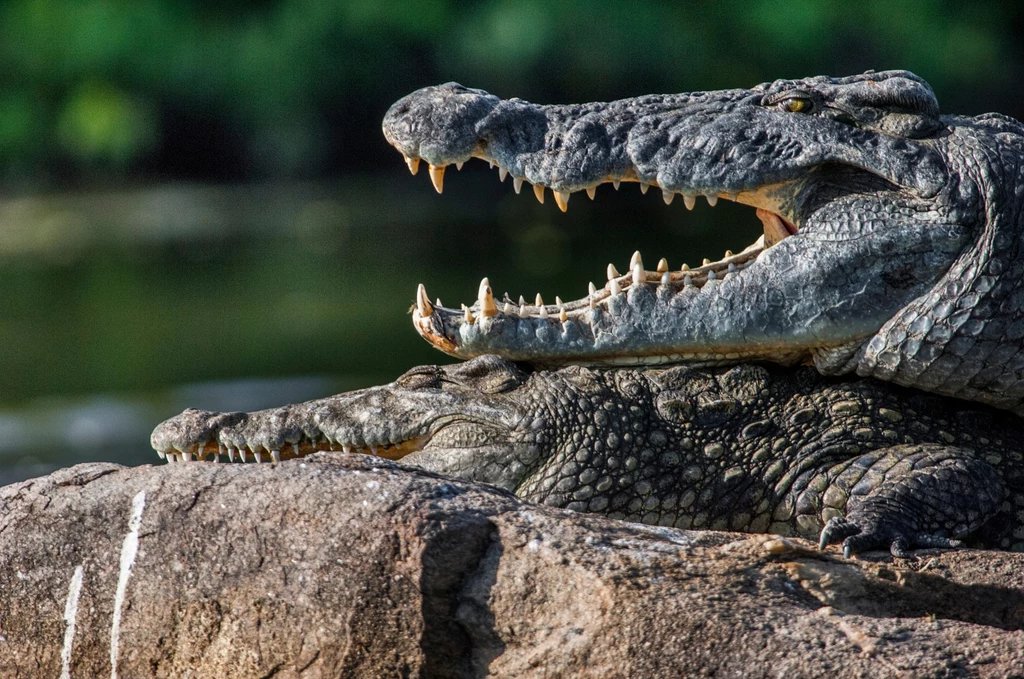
[0,173,756,482]
[0,375,378,485]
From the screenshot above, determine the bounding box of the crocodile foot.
[817,444,1006,558]
[819,516,964,559]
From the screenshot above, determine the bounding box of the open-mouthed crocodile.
[382,70,1024,415]
[152,356,1024,558]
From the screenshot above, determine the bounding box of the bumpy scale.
[153,356,1024,557]
[383,71,1024,416]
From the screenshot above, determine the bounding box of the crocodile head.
[384,71,1024,411]
[151,356,547,489]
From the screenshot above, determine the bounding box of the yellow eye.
[783,98,812,113]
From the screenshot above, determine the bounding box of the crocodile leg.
[818,444,1007,558]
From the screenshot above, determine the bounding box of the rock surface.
[1,454,1022,678]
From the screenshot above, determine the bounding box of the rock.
[1,453,1022,678]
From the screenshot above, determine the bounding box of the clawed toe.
[819,516,861,550]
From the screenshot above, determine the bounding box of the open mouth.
[405,155,799,361]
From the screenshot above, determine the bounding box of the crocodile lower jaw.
[156,435,427,465]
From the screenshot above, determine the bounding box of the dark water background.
[0,175,753,483]
[1,1,1022,483]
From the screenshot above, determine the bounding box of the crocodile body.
[383,71,1024,416]
[152,357,1024,556]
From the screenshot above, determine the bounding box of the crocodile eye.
[397,366,442,390]
[781,98,812,113]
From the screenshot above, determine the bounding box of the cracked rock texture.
[1,453,1023,678]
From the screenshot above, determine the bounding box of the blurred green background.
[2,0,1022,481]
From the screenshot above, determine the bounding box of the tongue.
[756,209,797,246]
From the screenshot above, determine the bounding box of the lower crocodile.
[152,356,1024,557]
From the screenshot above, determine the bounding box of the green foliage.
[0,0,1018,179]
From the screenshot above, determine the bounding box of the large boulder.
[1,453,1022,678]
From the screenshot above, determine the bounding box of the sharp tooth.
[535,293,544,306]
[182,452,192,463]
[660,271,671,286]
[707,270,717,280]
[463,304,475,323]
[607,263,620,280]
[684,275,693,286]
[238,448,248,462]
[166,454,175,463]
[559,306,568,322]
[640,183,650,195]
[513,177,523,194]
[683,194,696,210]
[728,192,738,202]
[702,258,712,266]
[554,190,570,212]
[662,189,675,205]
[293,443,300,456]
[586,186,596,200]
[479,279,497,317]
[197,443,205,460]
[555,296,563,306]
[428,165,445,193]
[630,251,643,270]
[253,450,263,463]
[489,159,495,169]
[538,305,548,319]
[406,157,420,175]
[157,450,166,459]
[370,446,378,455]
[706,194,718,207]
[343,444,352,453]
[213,452,220,463]
[725,250,733,257]
[416,283,434,316]
[680,263,690,271]
[728,263,737,273]
[754,234,766,248]
[533,184,545,204]
[609,277,621,296]
[271,450,281,463]
[656,258,669,273]
[613,179,621,190]
[227,448,236,462]
[588,281,597,296]
[518,295,526,306]
[504,302,514,314]
[520,303,529,316]
[499,167,508,182]
[632,263,644,286]
[455,161,464,171]
[435,298,443,307]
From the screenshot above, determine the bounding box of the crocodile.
[151,356,1024,557]
[382,70,1024,416]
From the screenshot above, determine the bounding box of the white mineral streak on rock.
[59,565,85,679]
[110,490,146,679]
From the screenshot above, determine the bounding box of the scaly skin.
[152,356,1024,557]
[383,71,1024,416]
